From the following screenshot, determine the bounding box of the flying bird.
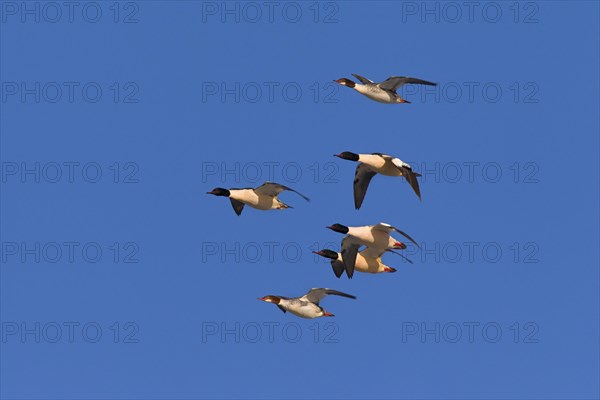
[313,246,412,279]
[326,223,420,274]
[258,288,356,319]
[335,73,436,104]
[207,181,309,216]
[335,151,422,209]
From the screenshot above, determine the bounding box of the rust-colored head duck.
[334,78,356,88]
[258,295,281,304]
[258,288,356,319]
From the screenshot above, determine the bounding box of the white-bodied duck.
[207,181,309,215]
[335,151,421,208]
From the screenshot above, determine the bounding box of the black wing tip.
[410,78,437,86]
[354,196,364,209]
[327,289,357,299]
[291,189,310,202]
[333,268,344,279]
[414,188,422,202]
[337,291,357,299]
[354,198,362,209]
[401,254,415,264]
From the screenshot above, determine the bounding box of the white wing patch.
[391,157,410,170]
[373,222,394,233]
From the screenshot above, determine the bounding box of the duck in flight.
[335,73,437,104]
[326,222,420,275]
[258,288,356,319]
[335,152,422,209]
[313,245,412,279]
[207,181,309,216]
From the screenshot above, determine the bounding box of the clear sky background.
[1,1,599,399]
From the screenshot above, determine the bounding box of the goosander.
[335,73,436,104]
[335,152,422,208]
[258,288,356,319]
[326,222,419,272]
[207,181,309,216]
[313,246,411,279]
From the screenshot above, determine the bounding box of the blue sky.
[1,1,599,399]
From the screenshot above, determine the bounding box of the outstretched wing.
[354,164,377,210]
[341,236,361,278]
[229,198,245,216]
[378,76,437,92]
[389,158,422,201]
[373,222,420,248]
[384,249,414,264]
[304,288,357,304]
[351,73,375,85]
[330,259,345,279]
[401,166,421,201]
[360,247,414,264]
[254,182,310,201]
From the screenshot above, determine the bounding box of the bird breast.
[359,155,403,176]
[285,301,322,319]
[378,162,404,177]
[359,154,387,169]
[374,230,397,249]
[348,226,375,244]
[354,85,396,103]
[354,254,386,273]
[230,190,276,210]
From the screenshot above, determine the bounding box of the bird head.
[258,295,281,304]
[206,188,230,197]
[334,151,360,162]
[312,249,339,260]
[326,224,350,234]
[334,78,356,88]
